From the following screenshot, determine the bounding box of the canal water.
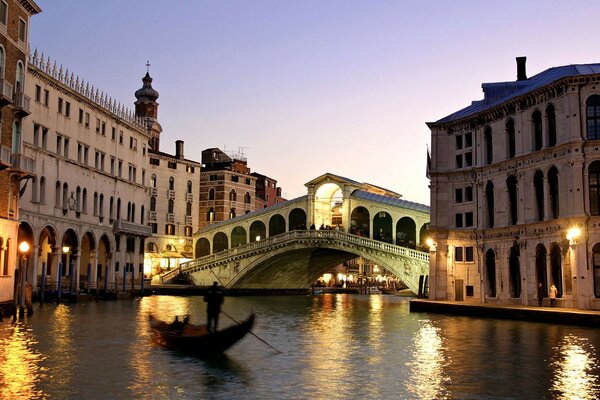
[0,294,599,399]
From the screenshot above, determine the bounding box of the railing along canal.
[180,230,429,274]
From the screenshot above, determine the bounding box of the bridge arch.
[419,222,430,247]
[373,211,392,243]
[250,220,266,242]
[396,217,416,248]
[288,208,307,231]
[213,232,229,252]
[231,226,247,247]
[195,238,210,258]
[350,206,370,237]
[269,214,286,237]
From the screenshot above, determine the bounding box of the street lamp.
[426,238,437,252]
[62,245,72,301]
[566,227,581,246]
[18,241,30,315]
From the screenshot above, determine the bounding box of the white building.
[428,57,600,310]
[18,51,152,297]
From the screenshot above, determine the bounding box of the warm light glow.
[566,227,581,244]
[256,235,261,241]
[178,239,184,245]
[62,246,70,254]
[18,241,30,254]
[426,238,437,251]
[373,265,380,273]
[551,335,599,398]
[322,273,332,284]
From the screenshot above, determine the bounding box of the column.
[31,245,39,292]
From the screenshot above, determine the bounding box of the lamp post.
[18,241,30,316]
[62,245,71,301]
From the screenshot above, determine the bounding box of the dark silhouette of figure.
[537,282,544,306]
[204,282,224,333]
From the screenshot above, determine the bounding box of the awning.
[180,252,193,258]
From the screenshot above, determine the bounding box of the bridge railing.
[159,267,182,283]
[181,230,429,273]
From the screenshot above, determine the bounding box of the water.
[1,294,599,399]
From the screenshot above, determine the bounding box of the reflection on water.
[552,335,599,399]
[407,319,449,400]
[0,322,45,399]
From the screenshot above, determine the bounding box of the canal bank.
[410,299,600,327]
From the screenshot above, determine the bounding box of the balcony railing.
[148,210,157,222]
[13,91,31,116]
[10,153,35,177]
[0,79,13,106]
[186,192,194,202]
[150,187,158,196]
[185,215,193,225]
[167,213,175,223]
[0,145,10,169]
[113,219,152,236]
[168,190,175,199]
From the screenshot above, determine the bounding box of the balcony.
[150,187,158,196]
[186,192,194,202]
[148,210,157,222]
[168,190,175,199]
[166,213,175,223]
[0,145,10,170]
[185,215,193,225]
[113,219,152,236]
[13,91,31,117]
[0,80,13,106]
[10,153,35,178]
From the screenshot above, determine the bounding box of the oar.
[208,269,282,354]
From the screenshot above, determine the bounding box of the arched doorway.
[195,238,210,257]
[535,244,548,297]
[17,222,35,299]
[269,214,285,237]
[396,217,416,248]
[350,206,369,237]
[60,229,79,294]
[250,221,266,242]
[373,211,392,243]
[314,183,343,228]
[550,243,562,297]
[38,226,57,289]
[79,231,96,291]
[231,226,247,247]
[485,249,496,297]
[509,244,521,298]
[213,232,229,253]
[97,234,111,291]
[288,208,307,231]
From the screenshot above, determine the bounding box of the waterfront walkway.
[410,299,600,327]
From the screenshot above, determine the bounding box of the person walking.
[549,284,558,306]
[204,281,224,333]
[537,282,544,306]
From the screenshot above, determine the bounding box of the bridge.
[171,173,431,293]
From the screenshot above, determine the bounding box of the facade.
[252,172,285,209]
[428,57,600,310]
[0,0,40,313]
[18,52,152,298]
[198,148,256,229]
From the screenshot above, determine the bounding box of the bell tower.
[135,62,162,150]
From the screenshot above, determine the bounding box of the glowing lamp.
[566,227,581,245]
[62,246,71,254]
[19,241,30,254]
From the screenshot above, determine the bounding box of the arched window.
[507,175,518,225]
[593,243,600,297]
[150,174,157,188]
[550,244,562,298]
[186,202,192,216]
[209,188,215,201]
[76,187,81,212]
[229,189,236,202]
[39,177,46,204]
[532,110,543,151]
[99,194,104,217]
[586,95,600,140]
[168,199,174,214]
[187,180,192,194]
[589,161,600,216]
[485,249,496,297]
[546,104,556,147]
[506,119,516,159]
[82,188,87,212]
[127,202,131,221]
[534,170,544,222]
[229,208,236,219]
[548,166,559,219]
[93,192,98,215]
[116,198,121,220]
[244,192,251,204]
[15,61,24,93]
[62,183,68,210]
[536,244,548,297]
[0,46,5,78]
[109,197,114,219]
[485,181,494,228]
[55,181,61,207]
[131,203,135,222]
[484,126,493,165]
[140,205,145,225]
[150,196,156,211]
[168,177,174,191]
[509,244,521,298]
[11,121,20,154]
[30,177,37,202]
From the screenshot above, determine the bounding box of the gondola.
[149,312,255,355]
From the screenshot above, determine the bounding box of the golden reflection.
[0,324,45,399]
[368,294,383,357]
[407,320,450,400]
[552,335,599,399]
[47,305,74,393]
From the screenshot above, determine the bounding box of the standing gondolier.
[204,282,224,333]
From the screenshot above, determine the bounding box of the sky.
[29,0,600,205]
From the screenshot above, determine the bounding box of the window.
[229,208,236,219]
[587,95,600,140]
[119,131,123,144]
[96,118,100,133]
[169,177,174,191]
[485,181,494,228]
[507,175,518,225]
[231,175,239,182]
[186,202,192,216]
[592,243,600,297]
[112,127,116,140]
[95,151,100,169]
[42,128,48,149]
[56,135,63,156]
[118,160,122,178]
[101,122,106,136]
[186,165,194,173]
[55,181,61,207]
[0,1,7,26]
[465,186,473,202]
[85,112,90,127]
[455,132,473,169]
[150,174,157,188]
[65,102,70,117]
[455,213,463,228]
[83,146,89,165]
[151,223,158,234]
[455,246,463,262]
[58,97,63,113]
[534,170,544,222]
[44,89,49,106]
[209,188,215,201]
[547,104,556,147]
[39,177,46,204]
[465,212,473,227]
[532,110,543,151]
[549,166,559,219]
[244,192,251,204]
[187,180,193,194]
[229,189,236,202]
[185,226,193,237]
[35,85,41,102]
[18,18,26,42]
[93,192,98,215]
[64,138,69,159]
[76,187,81,213]
[150,196,156,211]
[589,161,600,216]
[110,157,115,175]
[506,119,516,159]
[149,158,159,166]
[484,126,493,165]
[79,108,84,123]
[62,183,68,210]
[168,199,174,213]
[82,189,87,212]
[465,246,474,262]
[33,124,39,146]
[168,161,177,169]
[165,224,175,235]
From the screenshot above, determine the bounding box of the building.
[18,52,152,299]
[198,148,256,229]
[252,172,285,209]
[427,57,600,310]
[0,0,40,315]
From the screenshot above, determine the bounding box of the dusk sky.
[30,1,600,205]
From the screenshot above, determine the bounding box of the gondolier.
[204,281,224,333]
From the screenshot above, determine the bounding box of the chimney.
[516,56,527,81]
[175,140,184,159]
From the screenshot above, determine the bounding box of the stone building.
[252,172,285,209]
[18,52,152,297]
[427,57,600,310]
[0,0,40,314]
